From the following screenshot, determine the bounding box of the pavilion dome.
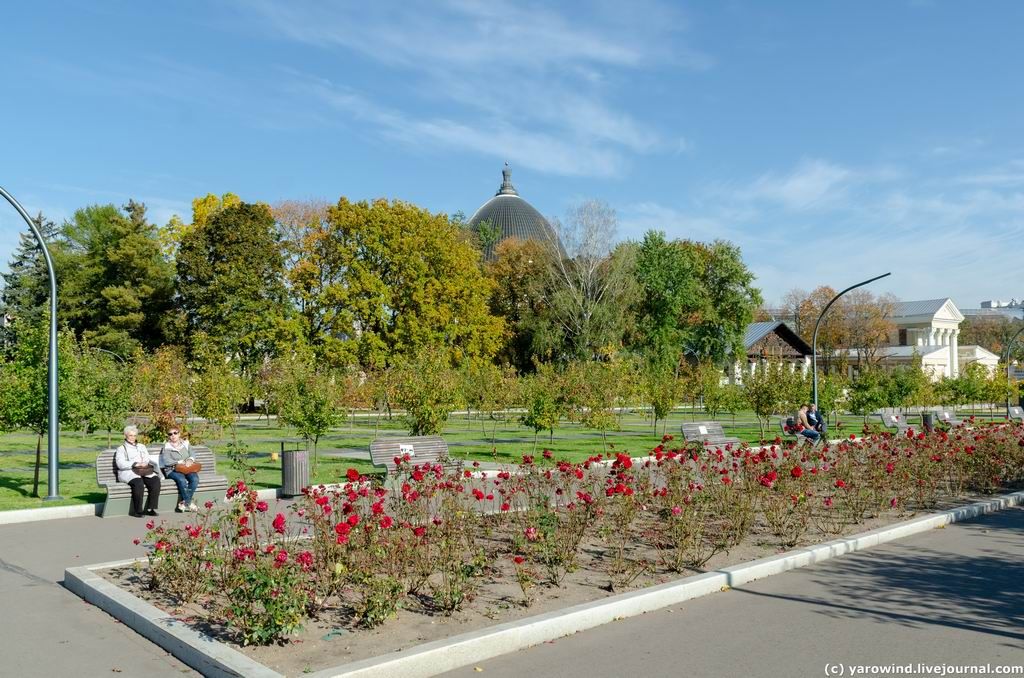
[468,164,557,260]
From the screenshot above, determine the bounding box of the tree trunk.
[533,430,538,454]
[31,434,42,498]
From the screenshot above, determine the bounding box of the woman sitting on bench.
[114,425,161,518]
[796,404,821,443]
[161,428,200,513]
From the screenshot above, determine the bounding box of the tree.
[389,348,462,436]
[632,231,762,367]
[176,200,291,375]
[0,213,65,350]
[59,201,175,355]
[286,197,503,369]
[132,346,192,437]
[520,363,562,451]
[485,238,551,371]
[0,324,84,496]
[743,361,803,439]
[272,356,342,471]
[75,348,133,447]
[847,369,888,422]
[642,360,682,434]
[540,201,639,361]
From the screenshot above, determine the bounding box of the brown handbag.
[175,460,202,475]
[132,464,155,476]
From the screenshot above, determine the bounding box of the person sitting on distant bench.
[161,428,199,513]
[796,404,821,443]
[807,403,827,437]
[114,425,161,518]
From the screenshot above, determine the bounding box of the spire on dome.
[496,162,518,196]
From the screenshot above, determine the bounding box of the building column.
[951,329,960,377]
[928,327,937,346]
[802,355,810,376]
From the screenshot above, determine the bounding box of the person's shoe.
[175,502,187,513]
[129,511,143,518]
[145,509,158,517]
[188,502,198,512]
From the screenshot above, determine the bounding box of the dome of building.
[468,164,557,260]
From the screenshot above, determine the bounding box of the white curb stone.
[65,490,1024,678]
[0,502,100,525]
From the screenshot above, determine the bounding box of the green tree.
[0,212,64,352]
[132,346,192,437]
[742,361,800,439]
[176,201,291,375]
[272,357,342,471]
[286,198,503,369]
[0,324,84,496]
[60,201,175,355]
[847,369,888,422]
[75,348,133,447]
[390,348,462,436]
[520,363,562,451]
[632,231,762,366]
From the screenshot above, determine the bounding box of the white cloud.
[244,0,699,176]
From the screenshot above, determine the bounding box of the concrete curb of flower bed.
[64,490,1024,678]
[64,557,284,678]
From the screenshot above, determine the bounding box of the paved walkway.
[3,502,1022,678]
[443,506,1024,678]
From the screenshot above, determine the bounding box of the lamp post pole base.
[43,495,64,502]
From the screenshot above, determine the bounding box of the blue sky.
[2,1,1022,308]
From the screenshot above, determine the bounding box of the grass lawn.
[0,406,1005,511]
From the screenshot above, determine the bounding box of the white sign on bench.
[697,425,708,435]
[400,443,415,457]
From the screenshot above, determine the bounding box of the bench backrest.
[879,413,906,428]
[96,445,217,486]
[369,436,455,472]
[680,422,737,445]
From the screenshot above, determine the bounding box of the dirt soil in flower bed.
[96,493,991,678]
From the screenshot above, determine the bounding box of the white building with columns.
[890,298,964,378]
[843,298,999,380]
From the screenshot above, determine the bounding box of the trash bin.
[921,412,934,433]
[281,447,309,498]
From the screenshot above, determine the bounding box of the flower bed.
[116,423,1024,675]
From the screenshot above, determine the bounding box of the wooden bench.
[96,445,229,517]
[368,435,462,475]
[878,412,913,435]
[1008,406,1024,422]
[680,422,740,448]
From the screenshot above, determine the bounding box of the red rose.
[790,466,803,479]
[346,468,360,482]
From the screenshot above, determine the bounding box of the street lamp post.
[812,272,892,410]
[0,186,61,500]
[1004,325,1024,416]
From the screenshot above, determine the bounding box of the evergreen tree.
[59,201,174,355]
[0,212,61,352]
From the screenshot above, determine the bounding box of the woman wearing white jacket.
[114,425,161,517]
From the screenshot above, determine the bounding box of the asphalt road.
[443,506,1024,678]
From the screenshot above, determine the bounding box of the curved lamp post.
[0,186,61,500]
[812,272,892,410]
[1004,325,1024,416]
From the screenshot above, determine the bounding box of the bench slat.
[680,422,740,447]
[369,436,460,472]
